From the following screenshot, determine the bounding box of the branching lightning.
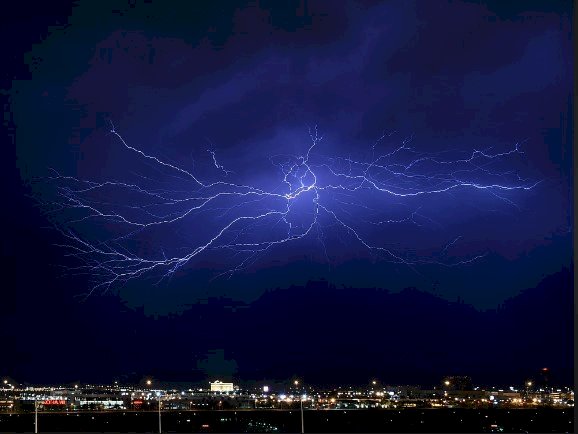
[41,123,539,294]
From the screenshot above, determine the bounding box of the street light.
[157,392,162,433]
[34,398,39,433]
[294,380,304,434]
[300,393,306,434]
[145,379,161,433]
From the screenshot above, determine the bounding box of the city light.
[0,380,572,414]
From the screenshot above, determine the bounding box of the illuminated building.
[210,381,234,393]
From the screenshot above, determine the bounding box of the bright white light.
[263,386,269,393]
[279,394,286,400]
[489,395,495,401]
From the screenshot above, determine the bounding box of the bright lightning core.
[41,124,539,293]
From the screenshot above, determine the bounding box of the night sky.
[2,1,573,388]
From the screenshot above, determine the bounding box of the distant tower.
[539,368,550,389]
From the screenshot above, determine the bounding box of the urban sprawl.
[0,374,573,413]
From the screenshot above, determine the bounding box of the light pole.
[300,396,304,434]
[34,398,38,433]
[295,380,304,434]
[146,379,161,433]
[157,392,162,433]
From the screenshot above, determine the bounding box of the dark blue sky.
[2,0,573,385]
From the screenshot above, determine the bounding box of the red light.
[133,400,143,405]
[43,400,66,405]
[542,368,549,371]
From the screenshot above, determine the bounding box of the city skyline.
[1,377,573,433]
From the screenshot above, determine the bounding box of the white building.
[210,380,234,393]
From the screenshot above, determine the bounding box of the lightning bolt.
[39,123,539,295]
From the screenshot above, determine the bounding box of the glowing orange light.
[43,400,66,405]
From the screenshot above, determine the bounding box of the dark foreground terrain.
[0,408,573,433]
